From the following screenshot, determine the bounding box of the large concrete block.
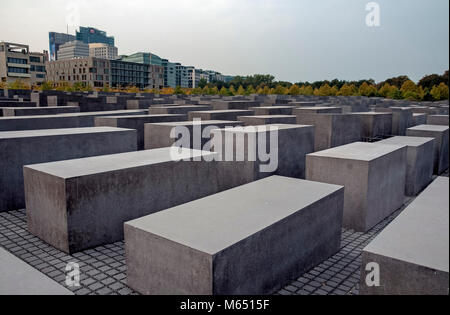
[145,120,244,150]
[306,142,407,232]
[412,113,427,127]
[0,248,73,295]
[375,107,413,135]
[293,107,343,115]
[360,177,449,295]
[188,110,254,121]
[378,136,435,196]
[427,115,449,126]
[67,110,148,127]
[0,127,137,212]
[351,112,393,139]
[149,105,212,115]
[125,176,344,295]
[25,148,226,253]
[211,101,260,110]
[238,115,297,126]
[406,125,449,174]
[249,106,295,116]
[211,124,315,180]
[297,114,363,151]
[95,114,186,150]
[1,106,80,117]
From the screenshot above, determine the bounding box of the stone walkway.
[0,173,447,295]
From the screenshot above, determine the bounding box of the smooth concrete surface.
[212,101,260,110]
[406,125,449,175]
[412,113,427,127]
[211,124,315,180]
[378,136,435,196]
[144,120,244,150]
[360,177,449,295]
[0,247,74,295]
[0,110,147,131]
[95,114,186,150]
[306,142,407,232]
[125,176,344,295]
[427,115,449,126]
[149,105,212,115]
[351,112,393,139]
[0,127,137,212]
[237,115,297,126]
[249,106,296,116]
[297,114,363,151]
[374,107,413,136]
[1,106,80,117]
[25,148,229,253]
[293,107,343,115]
[188,110,254,121]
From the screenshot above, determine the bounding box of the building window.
[7,67,28,74]
[7,57,28,64]
[29,56,41,63]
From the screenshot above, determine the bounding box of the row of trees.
[2,71,448,101]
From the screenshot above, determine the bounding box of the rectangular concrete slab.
[378,136,435,196]
[145,120,244,150]
[360,177,449,295]
[0,247,74,295]
[238,115,297,126]
[212,101,260,110]
[306,142,407,232]
[427,115,449,126]
[188,110,254,121]
[149,105,212,115]
[351,112,393,139]
[406,125,449,174]
[125,176,344,295]
[0,127,137,212]
[25,148,229,253]
[1,106,80,117]
[95,114,186,150]
[250,106,296,116]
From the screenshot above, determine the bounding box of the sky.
[0,0,448,83]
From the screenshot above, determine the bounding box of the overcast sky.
[0,0,448,83]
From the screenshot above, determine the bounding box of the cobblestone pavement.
[0,183,441,295]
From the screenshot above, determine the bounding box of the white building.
[57,40,89,60]
[89,43,118,60]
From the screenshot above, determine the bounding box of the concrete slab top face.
[364,177,449,273]
[378,136,435,147]
[308,142,406,162]
[25,147,216,179]
[351,111,392,116]
[0,127,133,140]
[0,106,79,110]
[213,124,314,133]
[408,124,449,132]
[239,115,296,119]
[0,247,73,295]
[190,110,252,114]
[147,120,240,127]
[95,114,184,120]
[126,176,344,255]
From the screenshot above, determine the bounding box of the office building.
[175,63,189,88]
[49,32,76,61]
[162,59,176,88]
[57,41,90,60]
[76,27,115,46]
[46,56,163,89]
[120,52,163,66]
[89,43,118,60]
[0,41,47,85]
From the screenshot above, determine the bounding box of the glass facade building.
[162,59,176,88]
[76,27,115,46]
[49,32,76,61]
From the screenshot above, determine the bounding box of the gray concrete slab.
[351,112,393,139]
[211,101,260,110]
[297,114,363,151]
[250,106,296,116]
[406,125,449,174]
[125,176,344,295]
[188,110,254,121]
[0,127,137,212]
[360,177,449,295]
[1,106,80,117]
[427,115,449,126]
[412,113,427,126]
[378,136,435,196]
[374,107,413,136]
[238,115,297,126]
[0,247,73,295]
[293,107,343,115]
[149,105,212,115]
[25,148,229,253]
[144,120,244,150]
[306,142,407,232]
[95,114,186,150]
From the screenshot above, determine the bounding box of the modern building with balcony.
[0,41,47,86]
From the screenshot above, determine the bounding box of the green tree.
[198,78,208,89]
[288,84,301,96]
[174,86,185,95]
[236,85,246,95]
